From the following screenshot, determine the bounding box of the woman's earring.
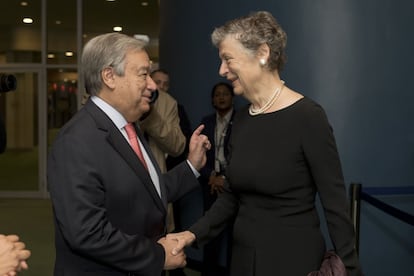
[260,58,266,66]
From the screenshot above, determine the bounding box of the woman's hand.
[166,231,196,256]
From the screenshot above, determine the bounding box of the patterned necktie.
[124,123,148,170]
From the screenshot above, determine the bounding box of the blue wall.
[159,1,414,275]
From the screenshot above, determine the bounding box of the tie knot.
[124,123,137,140]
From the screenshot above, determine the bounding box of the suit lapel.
[84,100,166,213]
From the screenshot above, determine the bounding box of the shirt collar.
[91,96,128,130]
[216,108,233,124]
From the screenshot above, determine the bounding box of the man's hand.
[0,234,31,276]
[166,231,196,256]
[187,125,210,171]
[157,237,186,270]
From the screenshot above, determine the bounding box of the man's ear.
[101,67,116,89]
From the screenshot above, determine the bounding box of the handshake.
[157,231,196,270]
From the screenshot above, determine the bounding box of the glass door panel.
[0,71,39,192]
[47,68,78,148]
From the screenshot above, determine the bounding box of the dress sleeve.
[189,180,238,246]
[301,102,362,276]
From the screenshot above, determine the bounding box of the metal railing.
[349,183,414,253]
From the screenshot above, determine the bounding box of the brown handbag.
[307,251,347,276]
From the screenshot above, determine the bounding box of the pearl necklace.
[249,81,285,116]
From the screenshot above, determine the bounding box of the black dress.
[189,97,362,276]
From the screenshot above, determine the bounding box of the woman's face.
[217,36,260,96]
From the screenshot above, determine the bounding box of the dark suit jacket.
[47,99,198,276]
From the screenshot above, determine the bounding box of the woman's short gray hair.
[211,11,287,72]
[81,33,148,96]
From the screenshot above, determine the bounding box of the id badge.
[215,159,221,173]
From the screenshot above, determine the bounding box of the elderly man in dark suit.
[47,33,210,276]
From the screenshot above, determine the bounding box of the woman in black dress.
[168,11,362,276]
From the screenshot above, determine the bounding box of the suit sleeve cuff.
[186,160,200,178]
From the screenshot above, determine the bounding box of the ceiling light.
[20,1,28,6]
[55,20,62,25]
[23,18,33,24]
[48,54,55,59]
[141,2,149,6]
[113,26,122,32]
[65,51,74,57]
[134,34,150,43]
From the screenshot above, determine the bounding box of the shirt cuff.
[186,160,200,178]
